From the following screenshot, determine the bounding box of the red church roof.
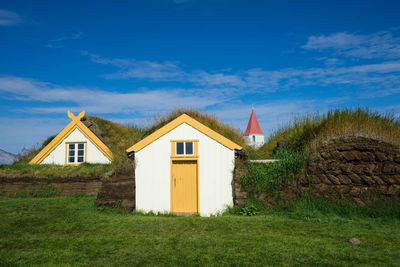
[244,109,263,135]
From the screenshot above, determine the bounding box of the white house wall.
[41,128,111,165]
[135,122,235,216]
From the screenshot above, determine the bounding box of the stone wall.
[233,136,400,206]
[307,136,400,203]
[233,150,248,206]
[0,177,102,197]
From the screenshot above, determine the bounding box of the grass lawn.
[0,196,399,266]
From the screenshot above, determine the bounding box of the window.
[67,143,85,164]
[252,135,255,142]
[176,141,194,155]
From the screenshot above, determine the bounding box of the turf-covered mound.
[237,108,400,206]
[256,108,400,158]
[9,115,144,179]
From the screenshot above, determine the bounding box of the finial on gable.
[67,110,86,121]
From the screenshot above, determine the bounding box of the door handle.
[174,177,176,187]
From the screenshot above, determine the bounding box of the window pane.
[176,142,184,155]
[78,143,84,149]
[185,142,193,155]
[69,150,75,156]
[69,157,75,163]
[78,150,84,156]
[69,144,75,149]
[77,157,84,162]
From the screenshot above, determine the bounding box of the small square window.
[175,141,195,156]
[185,142,193,155]
[67,143,85,164]
[176,142,184,155]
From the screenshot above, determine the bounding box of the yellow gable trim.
[29,110,113,164]
[126,114,242,153]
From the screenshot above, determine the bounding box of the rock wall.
[0,177,101,197]
[233,150,248,206]
[233,136,400,206]
[307,136,400,203]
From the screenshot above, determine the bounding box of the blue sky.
[1,0,400,153]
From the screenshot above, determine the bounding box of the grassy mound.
[257,108,400,158]
[241,108,400,195]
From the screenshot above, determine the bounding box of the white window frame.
[67,142,86,164]
[175,141,194,156]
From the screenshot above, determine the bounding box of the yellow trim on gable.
[29,110,113,164]
[126,114,242,153]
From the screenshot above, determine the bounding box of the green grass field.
[1,196,399,266]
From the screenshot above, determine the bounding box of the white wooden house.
[126,114,242,216]
[30,110,112,165]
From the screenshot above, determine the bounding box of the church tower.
[244,108,264,148]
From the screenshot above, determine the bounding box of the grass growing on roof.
[143,107,246,148]
[4,108,247,179]
[3,116,143,179]
[0,162,112,179]
[0,196,399,266]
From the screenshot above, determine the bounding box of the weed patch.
[239,147,308,194]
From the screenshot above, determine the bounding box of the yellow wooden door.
[171,160,198,213]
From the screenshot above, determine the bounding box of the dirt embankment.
[0,177,102,197]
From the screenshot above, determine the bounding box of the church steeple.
[244,107,263,135]
[244,108,264,148]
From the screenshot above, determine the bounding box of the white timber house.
[29,110,112,165]
[126,114,242,217]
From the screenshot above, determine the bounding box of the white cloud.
[303,29,400,59]
[244,60,400,95]
[0,9,21,26]
[84,53,248,89]
[87,53,185,80]
[46,32,84,48]
[0,76,225,115]
[82,51,400,97]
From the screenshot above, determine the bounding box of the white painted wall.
[41,128,111,165]
[245,134,264,148]
[135,123,235,216]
